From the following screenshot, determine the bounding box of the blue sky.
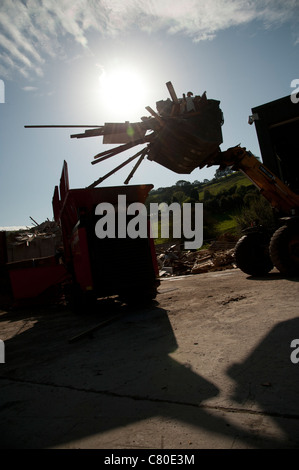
[0,0,299,227]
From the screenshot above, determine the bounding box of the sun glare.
[99,67,147,119]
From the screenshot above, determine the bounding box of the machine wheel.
[269,224,299,276]
[234,232,273,276]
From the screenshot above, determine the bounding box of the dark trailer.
[249,94,299,194]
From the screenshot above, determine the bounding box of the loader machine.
[67,83,299,277]
[23,81,299,295]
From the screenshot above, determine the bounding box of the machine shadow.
[246,271,299,282]
[227,316,299,447]
[0,301,298,448]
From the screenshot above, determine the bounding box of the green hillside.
[146,171,274,245]
[197,172,253,200]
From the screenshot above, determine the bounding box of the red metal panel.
[52,185,61,223]
[70,227,93,292]
[8,260,68,299]
[59,160,69,203]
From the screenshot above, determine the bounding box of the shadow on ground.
[0,297,299,448]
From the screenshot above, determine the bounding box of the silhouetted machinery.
[67,83,299,276]
[24,82,299,280]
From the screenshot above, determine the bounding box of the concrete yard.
[0,268,299,449]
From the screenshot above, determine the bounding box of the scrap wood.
[145,106,164,127]
[6,219,62,246]
[191,260,214,274]
[166,81,179,104]
[92,136,149,164]
[81,81,222,183]
[70,127,105,139]
[124,149,147,185]
[88,150,146,188]
[157,242,237,277]
[26,82,224,186]
[30,216,39,226]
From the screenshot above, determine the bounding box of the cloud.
[22,86,38,92]
[0,0,298,80]
[139,0,299,41]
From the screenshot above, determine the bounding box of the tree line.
[146,170,275,243]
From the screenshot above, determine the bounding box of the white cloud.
[22,86,38,92]
[0,0,298,80]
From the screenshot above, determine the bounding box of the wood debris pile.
[67,81,224,187]
[6,220,62,246]
[5,220,63,263]
[156,240,237,277]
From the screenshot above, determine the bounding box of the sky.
[0,0,299,228]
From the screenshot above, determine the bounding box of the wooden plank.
[103,122,146,144]
[71,128,105,139]
[166,81,179,103]
[25,125,102,128]
[124,149,147,184]
[145,106,164,126]
[88,152,142,188]
[92,137,149,165]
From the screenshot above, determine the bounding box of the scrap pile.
[6,220,61,245]
[156,237,237,277]
[6,220,62,263]
[68,81,224,187]
[26,81,224,188]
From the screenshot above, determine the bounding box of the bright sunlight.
[98,66,148,119]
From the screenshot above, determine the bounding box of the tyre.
[270,223,299,275]
[234,232,273,276]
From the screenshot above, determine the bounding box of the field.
[197,172,253,200]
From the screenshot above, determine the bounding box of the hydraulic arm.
[25,82,299,276]
[206,145,299,217]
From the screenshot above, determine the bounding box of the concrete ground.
[0,268,299,449]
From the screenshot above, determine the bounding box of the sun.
[98,66,148,119]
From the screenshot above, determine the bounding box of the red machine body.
[7,256,68,300]
[3,161,159,306]
[52,161,159,306]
